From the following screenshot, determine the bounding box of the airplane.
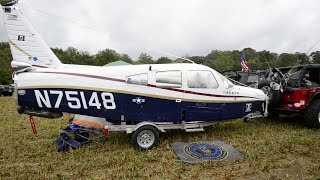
[0,0,268,151]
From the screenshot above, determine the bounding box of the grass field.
[0,96,319,179]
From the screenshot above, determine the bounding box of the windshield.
[217,73,234,89]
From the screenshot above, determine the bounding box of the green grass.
[0,96,319,179]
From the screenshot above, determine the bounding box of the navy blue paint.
[18,88,264,123]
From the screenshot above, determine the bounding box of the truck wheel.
[131,125,159,151]
[258,80,281,106]
[305,99,320,128]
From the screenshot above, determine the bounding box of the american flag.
[240,50,249,72]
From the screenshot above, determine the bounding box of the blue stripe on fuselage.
[17,88,264,123]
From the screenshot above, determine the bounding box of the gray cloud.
[1,0,320,59]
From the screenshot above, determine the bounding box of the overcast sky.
[1,0,320,59]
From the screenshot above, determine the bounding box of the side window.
[187,70,219,89]
[126,73,148,85]
[156,71,182,88]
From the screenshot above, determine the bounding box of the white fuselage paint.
[16,63,266,105]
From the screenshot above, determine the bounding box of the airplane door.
[153,70,184,122]
[124,70,183,123]
[184,70,226,121]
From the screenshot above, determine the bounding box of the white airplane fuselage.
[15,63,266,124]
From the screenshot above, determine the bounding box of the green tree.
[119,54,133,64]
[206,50,219,61]
[188,56,207,64]
[52,47,94,65]
[295,52,309,65]
[94,49,121,66]
[277,53,298,67]
[212,52,235,72]
[247,59,260,70]
[243,48,257,61]
[0,69,11,84]
[0,42,13,84]
[137,53,154,64]
[156,57,172,64]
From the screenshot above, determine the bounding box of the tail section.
[1,3,62,68]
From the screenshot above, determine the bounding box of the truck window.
[126,73,148,85]
[187,70,219,89]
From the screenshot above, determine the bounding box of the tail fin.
[1,4,62,68]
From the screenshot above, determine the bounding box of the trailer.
[59,111,265,151]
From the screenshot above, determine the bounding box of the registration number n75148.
[34,90,116,110]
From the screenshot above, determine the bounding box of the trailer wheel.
[305,99,320,128]
[131,125,159,151]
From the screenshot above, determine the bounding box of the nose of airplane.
[238,85,267,101]
[255,88,267,101]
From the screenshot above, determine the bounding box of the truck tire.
[258,80,281,106]
[131,125,159,151]
[305,99,320,128]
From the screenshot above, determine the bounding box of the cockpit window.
[187,70,219,89]
[126,73,148,85]
[217,73,234,89]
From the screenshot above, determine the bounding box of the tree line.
[0,41,320,84]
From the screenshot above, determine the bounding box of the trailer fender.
[128,122,165,134]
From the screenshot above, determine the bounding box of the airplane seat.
[199,83,207,88]
[71,115,107,130]
[187,81,198,88]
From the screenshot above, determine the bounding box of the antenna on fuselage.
[147,49,195,64]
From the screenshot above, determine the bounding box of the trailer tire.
[258,80,281,106]
[305,99,320,128]
[131,125,159,151]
